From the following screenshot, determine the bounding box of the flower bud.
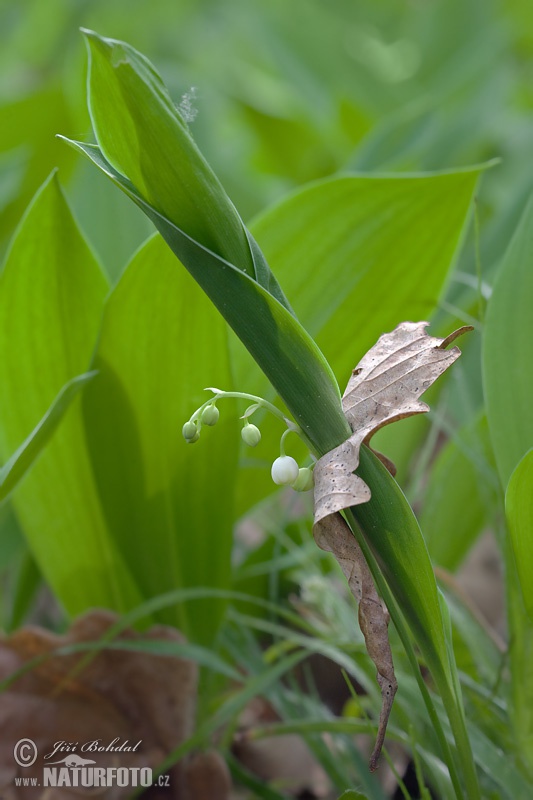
[291,467,314,492]
[241,424,261,447]
[271,456,299,486]
[182,420,199,442]
[201,405,219,426]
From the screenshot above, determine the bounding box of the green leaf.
[82,28,292,306]
[421,412,498,570]
[348,453,479,800]
[506,551,533,775]
[252,168,482,386]
[351,453,450,667]
[0,373,96,503]
[8,551,41,631]
[483,195,533,776]
[337,793,369,800]
[0,173,142,615]
[0,84,77,249]
[506,449,533,620]
[81,233,239,643]
[483,193,533,486]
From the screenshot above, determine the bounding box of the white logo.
[12,738,160,789]
[14,739,38,768]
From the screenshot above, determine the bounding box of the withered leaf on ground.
[0,609,230,800]
[313,321,470,770]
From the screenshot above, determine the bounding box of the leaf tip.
[438,325,474,350]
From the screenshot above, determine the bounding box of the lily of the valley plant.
[50,30,482,798]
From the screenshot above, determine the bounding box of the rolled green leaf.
[82,29,288,308]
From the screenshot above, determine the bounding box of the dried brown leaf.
[0,610,230,800]
[314,321,471,523]
[312,321,470,769]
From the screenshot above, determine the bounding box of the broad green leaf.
[0,173,142,615]
[252,168,481,387]
[0,373,95,503]
[506,449,533,620]
[483,196,533,778]
[0,84,77,248]
[483,193,533,486]
[337,793,369,800]
[421,413,498,570]
[82,234,239,643]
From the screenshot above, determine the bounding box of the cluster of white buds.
[182,401,220,443]
[182,388,314,493]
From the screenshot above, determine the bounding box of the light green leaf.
[506,449,533,620]
[421,413,498,570]
[0,173,143,615]
[483,193,533,486]
[0,373,96,504]
[252,168,482,386]
[81,233,239,643]
[0,85,77,248]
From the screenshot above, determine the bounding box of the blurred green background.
[1,0,532,282]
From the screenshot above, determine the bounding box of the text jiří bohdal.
[44,738,142,760]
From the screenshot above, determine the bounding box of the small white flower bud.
[291,467,314,492]
[241,424,261,447]
[271,456,299,486]
[201,405,219,426]
[182,420,199,442]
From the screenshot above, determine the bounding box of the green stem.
[349,508,481,800]
[279,427,297,456]
[191,389,302,432]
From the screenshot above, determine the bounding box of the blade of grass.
[0,373,96,503]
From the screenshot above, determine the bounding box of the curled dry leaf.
[313,321,471,769]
